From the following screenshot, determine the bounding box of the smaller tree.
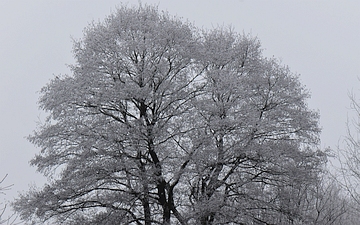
[311,175,349,224]
[0,175,16,225]
[337,92,360,208]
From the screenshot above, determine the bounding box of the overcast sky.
[0,0,359,220]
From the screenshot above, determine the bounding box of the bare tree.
[13,4,327,225]
[335,91,360,212]
[0,175,17,225]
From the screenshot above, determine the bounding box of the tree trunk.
[140,164,152,225]
[146,127,172,224]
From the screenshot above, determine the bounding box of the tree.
[336,92,360,210]
[180,29,324,225]
[1,175,17,225]
[0,175,9,224]
[13,4,326,225]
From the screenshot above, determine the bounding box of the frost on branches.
[13,4,328,225]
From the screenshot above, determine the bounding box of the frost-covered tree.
[13,4,326,225]
[185,29,325,225]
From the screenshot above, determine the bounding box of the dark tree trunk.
[139,156,152,225]
[147,126,172,224]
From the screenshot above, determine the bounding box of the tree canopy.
[13,4,330,225]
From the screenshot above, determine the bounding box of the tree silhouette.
[13,4,327,225]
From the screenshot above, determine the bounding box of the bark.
[198,136,224,225]
[138,153,152,225]
[146,124,171,224]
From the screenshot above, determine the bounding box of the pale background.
[0,0,359,221]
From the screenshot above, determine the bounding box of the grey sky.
[0,0,359,220]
